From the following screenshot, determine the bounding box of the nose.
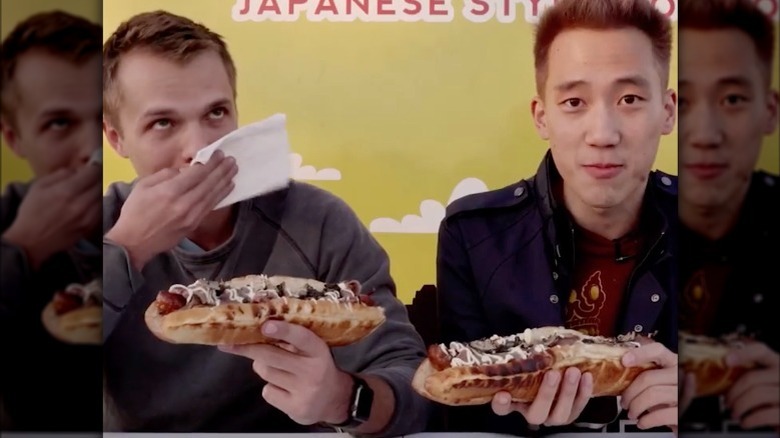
[180,124,216,165]
[683,102,724,150]
[584,104,621,148]
[76,119,103,166]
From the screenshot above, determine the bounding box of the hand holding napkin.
[192,113,291,210]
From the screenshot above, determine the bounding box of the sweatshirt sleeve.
[0,186,32,323]
[317,197,432,437]
[0,239,32,323]
[102,239,146,342]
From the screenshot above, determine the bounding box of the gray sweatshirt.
[1,181,103,431]
[102,180,431,435]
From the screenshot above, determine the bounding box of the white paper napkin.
[192,113,291,210]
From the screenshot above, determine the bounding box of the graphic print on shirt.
[683,270,708,315]
[680,265,730,334]
[566,271,606,336]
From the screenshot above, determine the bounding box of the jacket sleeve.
[436,218,491,344]
[317,197,432,438]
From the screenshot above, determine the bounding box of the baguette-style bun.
[413,327,656,406]
[679,331,753,398]
[145,296,385,346]
[41,301,101,345]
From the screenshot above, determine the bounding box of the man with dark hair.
[436,0,679,434]
[101,10,430,435]
[0,10,102,431]
[678,0,779,432]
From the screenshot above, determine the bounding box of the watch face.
[352,381,373,422]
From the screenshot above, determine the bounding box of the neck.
[680,197,744,241]
[562,183,645,241]
[186,205,237,251]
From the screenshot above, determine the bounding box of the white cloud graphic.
[370,177,489,234]
[290,153,342,180]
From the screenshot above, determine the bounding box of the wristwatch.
[329,374,374,431]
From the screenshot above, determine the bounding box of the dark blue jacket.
[435,151,678,434]
[679,171,779,433]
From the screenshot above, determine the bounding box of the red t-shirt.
[565,227,645,337]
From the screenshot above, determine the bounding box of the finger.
[523,370,561,426]
[727,342,780,368]
[139,168,179,187]
[491,391,515,416]
[623,342,677,368]
[252,360,298,391]
[636,406,677,430]
[199,161,238,208]
[259,321,328,357]
[281,343,302,355]
[730,385,780,421]
[626,385,677,420]
[218,343,303,374]
[679,372,697,414]
[70,188,103,223]
[69,162,102,192]
[741,406,780,430]
[170,151,229,193]
[179,157,237,211]
[261,383,292,413]
[546,367,583,426]
[37,168,75,186]
[569,372,594,423]
[621,367,677,409]
[727,369,780,406]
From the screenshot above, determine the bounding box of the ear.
[661,89,677,135]
[103,116,129,158]
[531,96,550,140]
[763,90,779,136]
[0,115,25,158]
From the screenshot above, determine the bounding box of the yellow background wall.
[1,0,101,186]
[97,0,688,303]
[4,1,776,303]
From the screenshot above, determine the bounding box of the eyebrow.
[36,108,76,122]
[140,98,233,121]
[679,76,752,88]
[553,75,652,94]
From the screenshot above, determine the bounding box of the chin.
[681,190,728,210]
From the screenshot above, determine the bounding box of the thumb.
[491,392,514,416]
[726,342,779,368]
[623,342,676,368]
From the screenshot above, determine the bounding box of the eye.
[208,107,227,120]
[44,118,71,131]
[152,119,172,130]
[722,94,748,106]
[619,95,644,105]
[562,98,584,108]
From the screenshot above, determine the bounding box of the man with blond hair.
[436,0,679,434]
[678,0,779,432]
[0,10,102,432]
[101,10,430,434]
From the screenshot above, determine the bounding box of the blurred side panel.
[678,0,779,436]
[1,0,103,433]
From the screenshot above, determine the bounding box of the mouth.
[582,163,624,179]
[683,163,728,180]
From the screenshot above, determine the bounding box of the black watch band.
[330,374,373,430]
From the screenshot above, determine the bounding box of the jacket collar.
[531,150,671,271]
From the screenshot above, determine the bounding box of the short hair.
[679,0,775,84]
[0,11,101,128]
[103,10,237,128]
[533,0,673,95]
